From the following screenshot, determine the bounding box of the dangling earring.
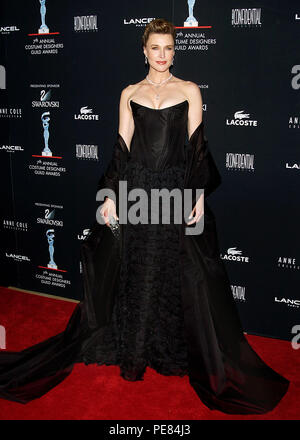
[145,55,148,65]
[171,57,174,66]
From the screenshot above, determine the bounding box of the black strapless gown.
[0,99,290,414]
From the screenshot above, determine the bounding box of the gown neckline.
[130,99,188,111]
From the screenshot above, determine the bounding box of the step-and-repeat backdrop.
[0,1,299,341]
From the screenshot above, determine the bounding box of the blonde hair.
[142,18,176,48]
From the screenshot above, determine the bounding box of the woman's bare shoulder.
[122,80,145,94]
[170,76,202,101]
[182,80,202,100]
[120,81,147,106]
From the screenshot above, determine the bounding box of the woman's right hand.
[99,197,119,227]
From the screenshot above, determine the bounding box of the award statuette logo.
[184,0,198,27]
[38,0,49,34]
[46,229,57,269]
[41,111,52,156]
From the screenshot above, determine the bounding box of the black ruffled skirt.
[76,161,190,380]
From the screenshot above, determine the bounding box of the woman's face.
[143,33,175,71]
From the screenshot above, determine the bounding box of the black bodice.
[129,100,189,171]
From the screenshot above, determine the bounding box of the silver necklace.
[146,73,173,100]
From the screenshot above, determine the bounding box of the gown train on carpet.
[0,99,290,413]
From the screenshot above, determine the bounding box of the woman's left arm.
[186,82,204,225]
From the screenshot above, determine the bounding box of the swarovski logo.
[32,89,59,108]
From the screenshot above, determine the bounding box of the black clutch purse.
[108,215,121,241]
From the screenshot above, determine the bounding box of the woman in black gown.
[0,18,290,414]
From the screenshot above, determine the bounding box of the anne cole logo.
[74,15,98,32]
[288,115,300,129]
[3,219,28,231]
[221,246,250,263]
[74,106,99,121]
[226,152,255,171]
[226,110,258,127]
[0,107,22,118]
[231,9,262,27]
[277,256,299,270]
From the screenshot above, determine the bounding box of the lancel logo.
[0,25,20,35]
[123,18,155,26]
[286,162,300,171]
[274,297,300,308]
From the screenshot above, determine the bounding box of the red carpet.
[0,286,298,420]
